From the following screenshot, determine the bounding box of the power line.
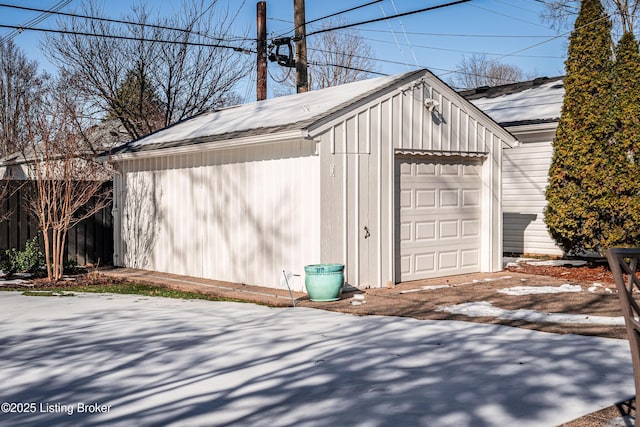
[0,23,254,52]
[0,2,250,43]
[304,0,383,29]
[306,0,472,38]
[306,46,537,84]
[378,2,411,70]
[275,0,384,39]
[0,0,72,43]
[356,27,555,38]
[308,60,387,76]
[390,0,423,67]
[469,3,549,28]
[269,18,555,38]
[359,35,565,58]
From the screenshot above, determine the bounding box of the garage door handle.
[364,226,370,239]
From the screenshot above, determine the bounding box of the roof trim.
[102,129,312,162]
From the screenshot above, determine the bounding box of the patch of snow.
[469,80,564,124]
[604,416,636,427]
[128,72,415,149]
[588,283,613,293]
[438,301,625,325]
[400,276,515,294]
[524,259,587,267]
[400,285,450,294]
[350,293,367,305]
[498,284,582,296]
[0,278,32,287]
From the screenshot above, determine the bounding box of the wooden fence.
[0,181,113,266]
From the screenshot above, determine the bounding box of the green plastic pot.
[304,264,345,302]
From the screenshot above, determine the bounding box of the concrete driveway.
[0,291,634,426]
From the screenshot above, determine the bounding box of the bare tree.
[450,53,529,89]
[21,79,112,281]
[541,0,639,39]
[0,39,47,158]
[45,0,251,140]
[273,20,378,95]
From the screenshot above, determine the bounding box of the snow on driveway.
[439,301,626,326]
[0,292,633,427]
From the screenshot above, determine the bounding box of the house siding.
[116,139,320,291]
[111,70,513,291]
[316,75,507,288]
[502,140,563,255]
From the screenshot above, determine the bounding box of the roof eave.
[102,129,313,162]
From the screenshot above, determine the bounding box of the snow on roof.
[115,70,424,154]
[461,76,565,127]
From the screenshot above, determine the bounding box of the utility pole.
[293,0,308,93]
[256,1,267,101]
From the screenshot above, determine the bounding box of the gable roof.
[108,68,515,159]
[460,76,565,127]
[109,70,426,157]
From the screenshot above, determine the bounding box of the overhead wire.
[305,46,538,84]
[0,2,251,43]
[389,0,419,67]
[378,2,410,70]
[274,0,383,39]
[0,0,72,43]
[358,35,565,58]
[306,0,472,37]
[0,23,255,52]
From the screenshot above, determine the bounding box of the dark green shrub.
[1,235,45,276]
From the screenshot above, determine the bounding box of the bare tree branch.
[44,0,251,140]
[272,20,378,95]
[21,78,112,281]
[450,53,531,89]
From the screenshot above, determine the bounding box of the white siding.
[113,70,512,291]
[117,139,320,291]
[316,76,509,288]
[502,140,563,255]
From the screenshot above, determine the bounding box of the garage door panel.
[439,220,459,239]
[440,190,459,207]
[416,163,436,175]
[461,249,480,267]
[441,164,459,175]
[415,221,436,240]
[415,253,436,274]
[416,190,436,207]
[396,156,482,282]
[461,219,480,237]
[462,189,481,206]
[400,190,412,208]
[400,222,412,241]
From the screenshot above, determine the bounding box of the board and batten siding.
[502,138,563,256]
[113,139,320,292]
[315,76,506,288]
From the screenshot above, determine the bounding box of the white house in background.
[461,76,565,256]
[106,69,514,292]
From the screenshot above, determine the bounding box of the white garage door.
[396,156,482,282]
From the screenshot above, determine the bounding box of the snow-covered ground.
[438,301,625,326]
[0,292,633,427]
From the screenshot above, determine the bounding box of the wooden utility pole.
[294,0,308,93]
[256,1,267,101]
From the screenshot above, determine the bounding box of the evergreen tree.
[545,0,614,254]
[600,32,640,247]
[106,68,165,138]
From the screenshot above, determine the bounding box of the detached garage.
[107,69,514,292]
